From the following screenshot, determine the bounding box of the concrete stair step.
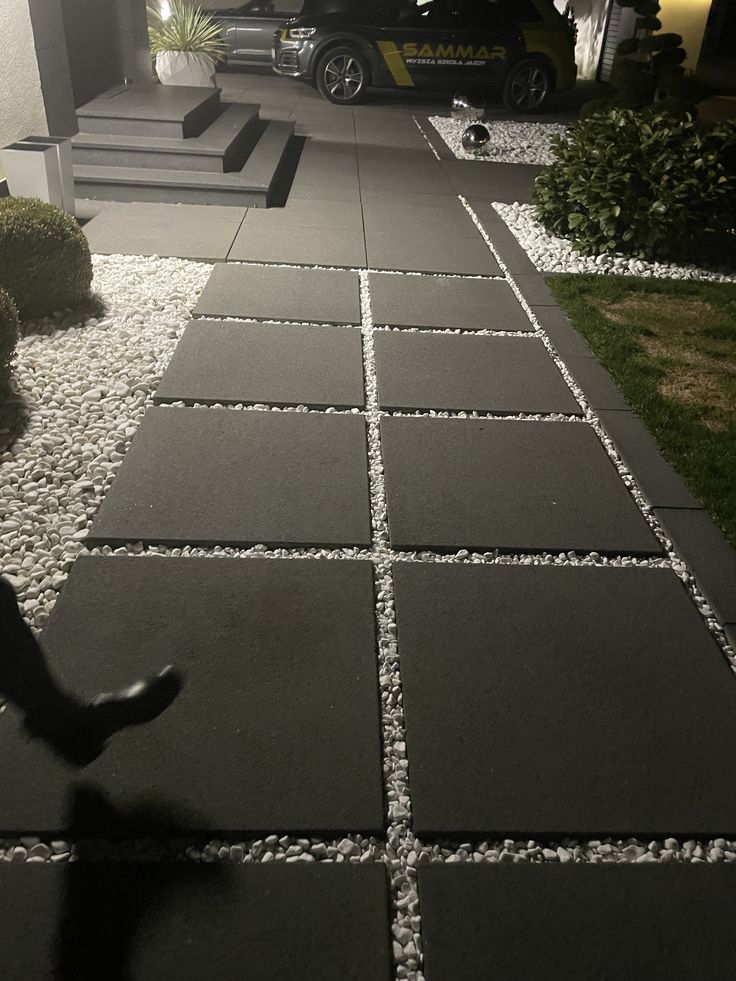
[76,82,222,139]
[73,103,262,174]
[73,121,296,207]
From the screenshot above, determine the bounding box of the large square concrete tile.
[0,863,392,981]
[0,556,383,833]
[194,263,362,325]
[380,417,660,555]
[374,332,580,413]
[89,407,371,547]
[83,203,246,260]
[394,562,736,835]
[228,218,366,267]
[366,227,499,276]
[419,864,736,980]
[369,273,532,331]
[155,321,364,408]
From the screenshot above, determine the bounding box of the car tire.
[316,46,369,105]
[502,58,553,113]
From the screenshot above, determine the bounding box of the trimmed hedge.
[0,286,20,390]
[534,110,736,263]
[580,0,708,120]
[0,197,92,319]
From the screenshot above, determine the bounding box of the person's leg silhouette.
[0,575,182,766]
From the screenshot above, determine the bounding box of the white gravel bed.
[0,253,212,631]
[429,116,567,165]
[493,201,736,282]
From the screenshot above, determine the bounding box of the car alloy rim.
[510,66,548,109]
[324,55,363,100]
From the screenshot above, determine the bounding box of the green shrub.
[534,110,736,263]
[0,197,92,319]
[0,287,20,390]
[581,0,708,118]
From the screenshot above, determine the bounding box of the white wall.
[0,0,49,177]
[555,0,612,80]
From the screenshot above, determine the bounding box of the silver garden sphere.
[451,90,486,122]
[461,123,491,156]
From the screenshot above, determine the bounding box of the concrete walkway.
[3,70,736,981]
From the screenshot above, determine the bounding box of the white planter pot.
[156,51,217,87]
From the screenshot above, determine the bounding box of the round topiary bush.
[0,197,92,319]
[534,109,736,263]
[0,286,20,391]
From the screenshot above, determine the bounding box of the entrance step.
[76,82,222,138]
[74,120,296,207]
[72,103,262,174]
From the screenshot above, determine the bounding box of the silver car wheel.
[323,55,364,101]
[510,65,549,110]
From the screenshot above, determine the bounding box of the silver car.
[211,0,304,67]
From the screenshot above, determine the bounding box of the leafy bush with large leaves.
[534,110,736,263]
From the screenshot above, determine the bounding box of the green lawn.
[547,274,736,547]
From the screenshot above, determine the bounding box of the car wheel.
[503,59,553,113]
[316,47,369,105]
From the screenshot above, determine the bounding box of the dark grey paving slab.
[565,355,630,411]
[254,197,363,227]
[655,507,736,624]
[0,863,391,981]
[394,562,736,835]
[381,417,660,555]
[465,198,520,239]
[154,321,365,408]
[357,151,454,196]
[83,205,246,260]
[531,304,595,360]
[194,263,361,325]
[514,272,558,306]
[362,200,479,240]
[419,864,736,981]
[440,159,542,202]
[228,217,366,267]
[288,178,362,204]
[366,227,499,276]
[0,555,383,833]
[374,332,580,414]
[485,234,538,276]
[89,407,371,547]
[369,273,532,332]
[599,410,700,509]
[296,141,359,174]
[360,190,470,214]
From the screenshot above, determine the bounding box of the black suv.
[272,0,577,111]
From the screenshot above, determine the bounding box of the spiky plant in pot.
[148,1,227,87]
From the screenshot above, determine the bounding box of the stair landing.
[76,83,222,138]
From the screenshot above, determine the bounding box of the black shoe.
[88,665,183,740]
[24,667,183,768]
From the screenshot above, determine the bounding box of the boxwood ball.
[462,123,491,155]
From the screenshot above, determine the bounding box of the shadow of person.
[55,785,232,981]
